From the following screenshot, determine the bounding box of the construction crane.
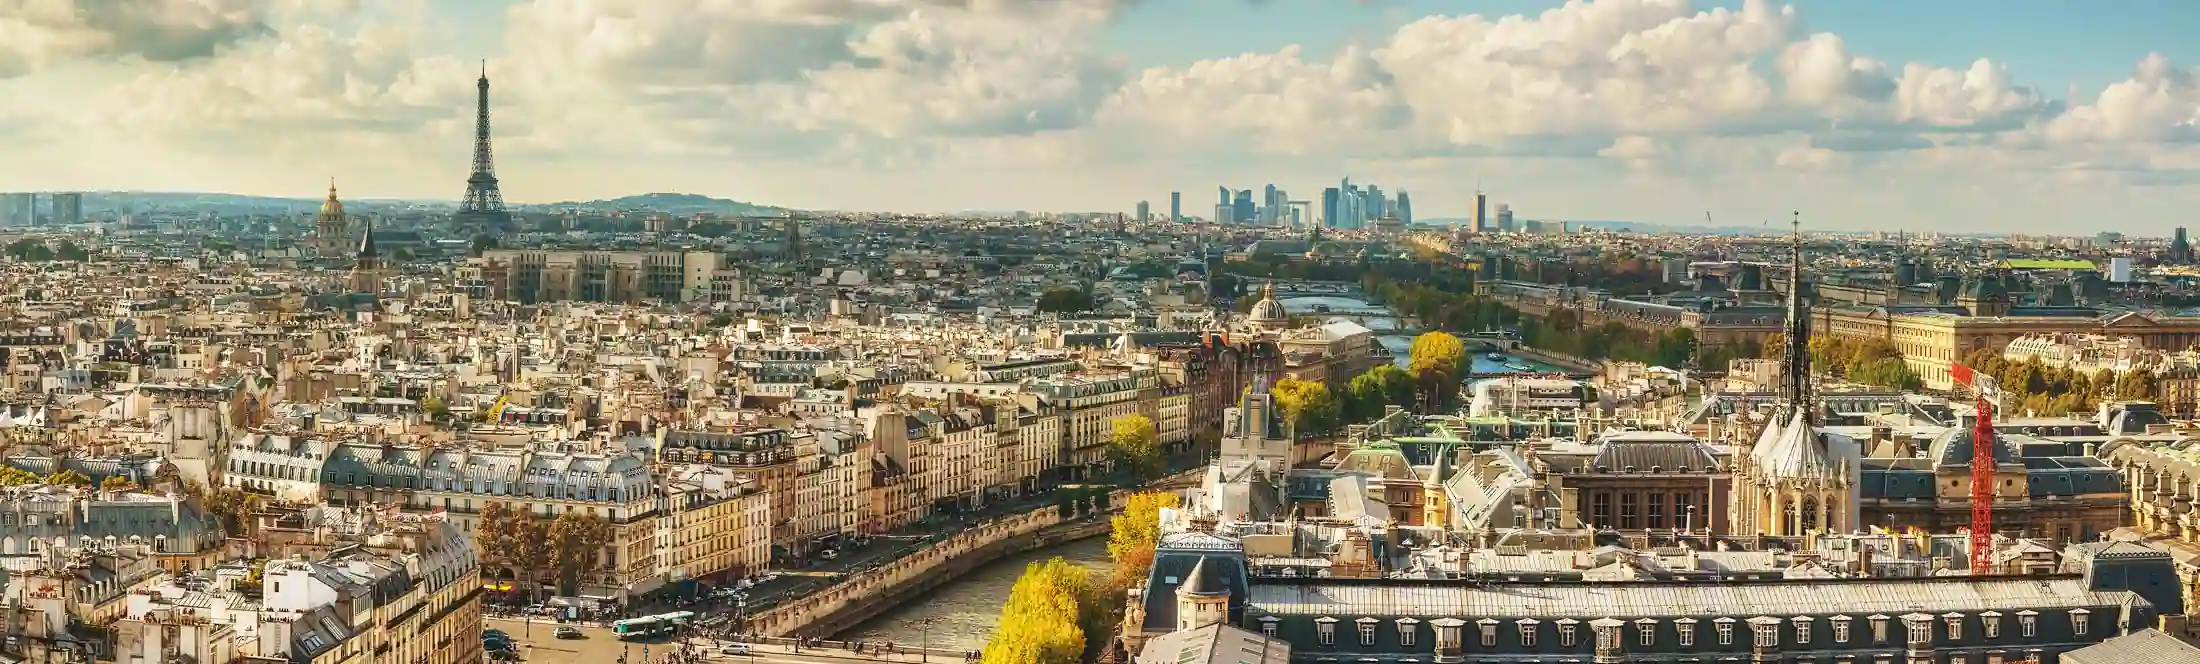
[1949,362,2002,574]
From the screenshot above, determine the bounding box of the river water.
[836,537,1112,651]
[1276,295,1561,374]
[838,294,1553,648]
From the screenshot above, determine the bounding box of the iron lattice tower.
[457,62,512,229]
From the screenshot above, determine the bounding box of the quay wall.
[747,494,1124,638]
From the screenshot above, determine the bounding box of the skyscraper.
[1395,191,1412,225]
[0,193,31,227]
[1170,192,1181,223]
[1232,190,1254,225]
[1496,204,1513,232]
[1321,188,1340,228]
[456,63,512,230]
[51,193,82,225]
[1471,190,1489,233]
[1218,186,1230,208]
[1136,200,1150,222]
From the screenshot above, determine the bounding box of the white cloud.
[8,0,2200,227]
[0,0,282,77]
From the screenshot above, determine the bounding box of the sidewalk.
[697,637,977,664]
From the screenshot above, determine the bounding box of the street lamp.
[907,615,942,664]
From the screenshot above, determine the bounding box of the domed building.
[313,179,352,257]
[1857,420,2125,540]
[1246,283,1288,332]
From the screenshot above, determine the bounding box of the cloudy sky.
[4,0,2200,233]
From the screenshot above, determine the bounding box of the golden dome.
[319,179,345,219]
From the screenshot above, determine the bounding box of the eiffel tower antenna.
[457,60,512,230]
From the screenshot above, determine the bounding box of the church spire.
[1783,211,1814,423]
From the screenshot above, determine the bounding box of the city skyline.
[3,1,2200,232]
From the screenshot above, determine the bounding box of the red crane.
[1950,362,1999,574]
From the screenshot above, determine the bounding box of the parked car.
[722,644,751,655]
[554,626,581,639]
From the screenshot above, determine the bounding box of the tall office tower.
[1321,188,1340,228]
[1496,204,1514,232]
[1232,190,1254,225]
[1262,184,1278,224]
[1471,190,1489,232]
[1396,191,1412,225]
[1214,204,1235,225]
[51,193,82,225]
[1366,185,1385,220]
[456,63,513,230]
[1170,192,1181,222]
[1136,200,1150,222]
[1218,186,1230,208]
[0,193,28,227]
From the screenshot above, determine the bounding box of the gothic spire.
[1783,211,1814,423]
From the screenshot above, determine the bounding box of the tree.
[1108,492,1180,564]
[199,486,263,538]
[1345,364,1415,420]
[1272,378,1342,437]
[1035,287,1096,313]
[422,394,450,423]
[1105,414,1162,483]
[0,467,39,486]
[476,502,555,601]
[1408,331,1470,380]
[46,469,90,486]
[2117,368,2161,401]
[547,511,615,594]
[983,558,1095,664]
[99,475,138,492]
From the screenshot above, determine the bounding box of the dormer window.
[1792,616,1814,645]
[1396,618,1420,647]
[1513,619,1536,648]
[1635,619,1658,647]
[1981,611,2003,639]
[1714,618,1735,645]
[1673,618,1697,647]
[2017,610,2038,638]
[1943,613,1965,640]
[1557,619,1580,647]
[1830,615,1853,643]
[2070,609,2090,636]
[1257,616,1278,638]
[1477,619,1498,647]
[1869,615,1891,644]
[1316,617,1338,646]
[1357,618,1379,646]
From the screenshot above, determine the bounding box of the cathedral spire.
[1783,211,1814,423]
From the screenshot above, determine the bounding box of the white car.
[721,644,751,655]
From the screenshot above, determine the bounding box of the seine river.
[839,295,1553,648]
[835,537,1111,651]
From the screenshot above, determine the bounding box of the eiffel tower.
[456,62,512,230]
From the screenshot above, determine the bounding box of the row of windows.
[1296,610,2072,649]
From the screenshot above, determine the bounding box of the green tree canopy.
[1345,364,1415,420]
[1035,287,1096,313]
[1407,331,1469,380]
[1272,378,1342,437]
[1105,414,1163,482]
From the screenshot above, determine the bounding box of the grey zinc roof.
[1247,576,2139,620]
[2064,628,2200,664]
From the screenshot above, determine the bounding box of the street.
[491,618,976,664]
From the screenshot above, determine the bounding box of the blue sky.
[3,0,2200,233]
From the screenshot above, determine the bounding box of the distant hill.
[538,193,785,216]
